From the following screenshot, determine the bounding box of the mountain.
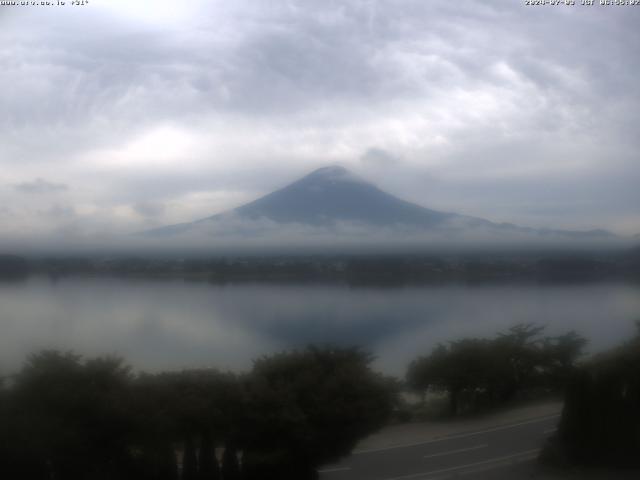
[229,166,456,227]
[144,166,615,242]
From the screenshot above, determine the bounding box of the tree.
[131,368,241,480]
[1,346,394,479]
[493,323,546,399]
[197,431,220,480]
[549,323,640,467]
[183,436,198,480]
[129,373,179,480]
[407,324,587,416]
[221,443,241,480]
[541,331,588,390]
[408,339,497,415]
[241,347,395,479]
[10,351,135,480]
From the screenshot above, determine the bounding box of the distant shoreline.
[2,250,639,286]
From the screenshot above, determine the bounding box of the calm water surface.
[1,276,639,376]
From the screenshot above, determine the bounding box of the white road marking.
[354,414,560,455]
[423,443,488,459]
[318,466,351,474]
[382,449,540,480]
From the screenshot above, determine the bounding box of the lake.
[1,276,639,376]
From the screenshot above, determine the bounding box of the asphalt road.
[318,414,560,480]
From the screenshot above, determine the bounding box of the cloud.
[38,205,76,219]
[133,213,628,255]
[133,201,166,218]
[14,178,68,194]
[360,148,401,167]
[0,0,638,241]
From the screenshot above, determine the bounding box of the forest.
[1,323,638,479]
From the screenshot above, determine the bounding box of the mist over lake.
[2,276,638,376]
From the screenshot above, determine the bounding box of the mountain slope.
[233,166,455,226]
[144,166,614,241]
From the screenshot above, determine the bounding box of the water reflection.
[0,276,638,375]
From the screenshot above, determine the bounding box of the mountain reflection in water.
[0,276,638,375]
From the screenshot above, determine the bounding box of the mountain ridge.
[143,166,615,241]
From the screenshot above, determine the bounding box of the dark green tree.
[129,373,179,480]
[131,368,242,480]
[541,330,588,390]
[183,436,198,480]
[197,431,220,480]
[551,323,640,467]
[494,323,546,399]
[408,324,587,416]
[10,351,135,480]
[221,443,241,480]
[408,339,497,415]
[241,347,395,479]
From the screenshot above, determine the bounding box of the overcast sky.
[1,0,639,245]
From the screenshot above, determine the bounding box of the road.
[318,414,559,480]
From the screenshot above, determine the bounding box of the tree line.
[407,322,640,468]
[1,323,637,477]
[407,324,587,416]
[0,347,395,480]
[3,249,639,284]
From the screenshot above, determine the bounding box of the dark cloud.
[133,201,166,218]
[14,178,68,194]
[38,205,76,219]
[360,148,401,167]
